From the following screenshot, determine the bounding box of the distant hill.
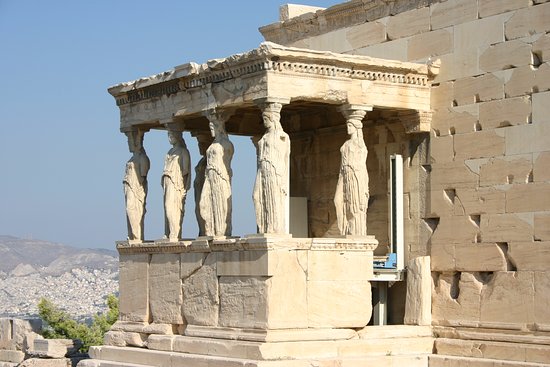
[0,235,119,319]
[0,235,117,275]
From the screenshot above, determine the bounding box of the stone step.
[429,355,550,367]
[81,355,430,367]
[0,362,18,367]
[88,345,433,367]
[435,338,550,364]
[145,334,434,360]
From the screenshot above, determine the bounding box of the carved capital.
[338,104,373,126]
[399,110,432,134]
[203,107,234,125]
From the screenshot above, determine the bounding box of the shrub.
[37,294,118,352]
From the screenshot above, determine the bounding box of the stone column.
[252,97,291,234]
[122,128,150,243]
[334,104,373,236]
[161,124,191,242]
[192,131,214,237]
[199,108,234,237]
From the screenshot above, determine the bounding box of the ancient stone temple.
[82,1,550,366]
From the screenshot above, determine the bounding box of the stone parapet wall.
[113,235,377,345]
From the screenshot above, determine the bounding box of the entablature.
[108,42,437,134]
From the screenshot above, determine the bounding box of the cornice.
[108,42,431,107]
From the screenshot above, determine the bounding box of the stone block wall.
[113,237,375,346]
[262,0,550,332]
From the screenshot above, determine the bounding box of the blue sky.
[0,0,341,249]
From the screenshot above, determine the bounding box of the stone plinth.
[114,236,377,334]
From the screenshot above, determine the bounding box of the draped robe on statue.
[253,128,290,234]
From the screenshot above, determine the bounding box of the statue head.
[126,130,145,153]
[262,102,282,131]
[208,118,226,139]
[167,130,184,146]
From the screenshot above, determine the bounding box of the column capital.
[254,97,291,109]
[203,107,235,124]
[120,126,150,134]
[338,104,373,121]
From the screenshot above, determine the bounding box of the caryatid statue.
[199,110,234,237]
[253,101,290,234]
[123,129,150,242]
[192,131,213,237]
[161,129,191,241]
[334,105,372,236]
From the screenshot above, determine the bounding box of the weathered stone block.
[0,350,24,363]
[346,21,386,49]
[479,155,532,186]
[182,253,219,326]
[6,318,41,352]
[119,254,149,322]
[307,280,371,328]
[535,271,550,326]
[408,28,453,62]
[404,256,431,326]
[534,151,550,182]
[149,253,183,324]
[478,0,531,18]
[430,135,454,164]
[430,162,479,190]
[506,183,550,213]
[219,276,269,329]
[279,4,324,21]
[430,81,454,111]
[352,38,408,62]
[509,242,550,270]
[307,28,351,53]
[31,338,80,358]
[480,271,535,327]
[432,272,482,326]
[453,73,503,106]
[431,216,479,245]
[454,130,506,159]
[505,2,550,40]
[505,121,550,155]
[534,213,550,241]
[533,33,550,63]
[18,358,71,367]
[180,252,204,279]
[430,0,478,30]
[480,213,533,242]
[505,65,537,98]
[480,40,533,72]
[103,330,146,347]
[455,244,507,271]
[453,188,506,215]
[479,96,531,129]
[387,7,430,40]
[431,106,478,136]
[533,90,550,124]
[430,239,457,271]
[308,250,372,281]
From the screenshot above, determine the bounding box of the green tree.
[38,294,119,353]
